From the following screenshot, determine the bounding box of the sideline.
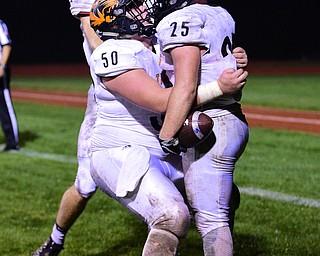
[2,145,77,164]
[3,144,320,209]
[11,88,320,134]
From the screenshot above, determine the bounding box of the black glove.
[159,137,187,155]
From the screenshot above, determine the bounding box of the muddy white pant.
[91,145,190,255]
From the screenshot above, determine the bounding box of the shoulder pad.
[91,40,146,77]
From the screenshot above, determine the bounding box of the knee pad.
[152,201,190,239]
[74,157,97,198]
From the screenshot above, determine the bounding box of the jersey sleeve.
[90,40,145,77]
[156,9,209,52]
[0,20,12,46]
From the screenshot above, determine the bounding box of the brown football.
[178,111,213,148]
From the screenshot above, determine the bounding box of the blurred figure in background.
[0,19,19,151]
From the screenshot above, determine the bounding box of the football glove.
[159,137,187,155]
[69,0,95,18]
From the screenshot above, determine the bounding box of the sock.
[203,226,233,256]
[142,229,179,256]
[51,223,68,245]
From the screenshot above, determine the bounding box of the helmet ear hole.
[145,0,193,25]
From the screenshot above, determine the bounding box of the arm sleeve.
[0,20,12,46]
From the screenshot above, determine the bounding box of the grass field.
[1,75,320,256]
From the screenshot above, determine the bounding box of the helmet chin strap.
[131,34,153,49]
[97,31,134,40]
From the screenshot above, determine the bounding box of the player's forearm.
[0,45,12,66]
[80,16,102,51]
[159,46,200,139]
[160,83,196,139]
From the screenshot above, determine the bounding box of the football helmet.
[90,0,155,39]
[143,0,193,25]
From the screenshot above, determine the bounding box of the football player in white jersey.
[31,1,101,255]
[140,0,250,255]
[80,0,248,255]
[87,2,190,254]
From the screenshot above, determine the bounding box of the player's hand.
[233,47,248,69]
[159,137,187,155]
[217,68,248,94]
[69,0,95,18]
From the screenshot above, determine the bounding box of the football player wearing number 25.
[144,0,250,255]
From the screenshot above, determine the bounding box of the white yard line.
[240,187,320,208]
[1,145,77,163]
[2,144,319,209]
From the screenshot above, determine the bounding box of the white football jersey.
[89,39,166,157]
[0,20,12,60]
[156,4,239,107]
[82,35,93,65]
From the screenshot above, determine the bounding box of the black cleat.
[31,237,63,256]
[3,144,20,151]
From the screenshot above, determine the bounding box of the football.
[177,111,213,148]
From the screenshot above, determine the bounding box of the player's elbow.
[151,101,167,113]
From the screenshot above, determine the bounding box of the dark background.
[1,1,319,64]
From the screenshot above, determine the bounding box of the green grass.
[12,102,84,153]
[235,128,320,198]
[242,75,320,111]
[1,75,319,255]
[12,77,91,93]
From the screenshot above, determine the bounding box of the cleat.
[31,237,63,256]
[3,144,20,151]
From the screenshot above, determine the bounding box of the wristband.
[77,11,90,16]
[0,64,7,69]
[197,80,223,105]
